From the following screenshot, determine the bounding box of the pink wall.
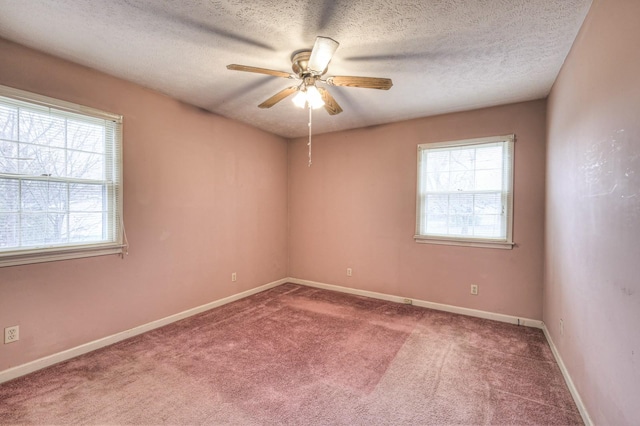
[0,39,289,371]
[545,0,640,424]
[289,100,547,320]
[8,7,637,421]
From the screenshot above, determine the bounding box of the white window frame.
[0,85,124,267]
[415,134,515,249]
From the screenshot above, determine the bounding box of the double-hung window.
[415,134,514,249]
[0,85,124,267]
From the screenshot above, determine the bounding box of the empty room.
[0,0,638,424]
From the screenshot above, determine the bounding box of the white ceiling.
[0,0,591,138]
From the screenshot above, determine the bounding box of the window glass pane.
[67,150,104,180]
[46,213,69,244]
[0,140,19,173]
[20,213,47,246]
[449,148,475,171]
[426,215,448,235]
[475,169,502,191]
[424,194,448,235]
[474,193,502,215]
[70,183,104,212]
[19,145,66,177]
[473,214,502,237]
[21,180,49,212]
[20,181,67,213]
[447,193,474,236]
[425,171,449,192]
[426,194,449,215]
[19,109,66,148]
[0,213,18,248]
[69,212,104,242]
[47,182,68,212]
[68,119,105,153]
[0,179,19,211]
[449,171,474,191]
[20,212,70,246]
[426,150,449,173]
[17,144,45,176]
[0,104,18,141]
[476,146,502,170]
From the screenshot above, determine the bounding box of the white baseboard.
[0,277,288,384]
[1,275,589,426]
[288,277,544,328]
[542,324,593,426]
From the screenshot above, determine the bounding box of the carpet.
[0,283,582,425]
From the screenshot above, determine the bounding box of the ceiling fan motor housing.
[291,50,327,77]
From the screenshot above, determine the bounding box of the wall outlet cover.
[4,326,19,344]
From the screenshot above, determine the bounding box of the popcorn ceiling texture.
[0,0,591,137]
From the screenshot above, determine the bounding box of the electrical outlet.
[403,298,413,305]
[4,326,19,344]
[346,268,352,277]
[231,272,237,282]
[471,284,479,295]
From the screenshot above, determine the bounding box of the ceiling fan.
[227,36,393,115]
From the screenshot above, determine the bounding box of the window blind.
[415,135,514,248]
[0,85,124,266]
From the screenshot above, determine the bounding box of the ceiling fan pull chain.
[308,104,313,167]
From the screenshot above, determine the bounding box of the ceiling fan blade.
[317,87,343,115]
[327,76,393,90]
[258,86,299,109]
[227,64,292,79]
[308,36,339,74]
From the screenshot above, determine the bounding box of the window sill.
[414,235,514,250]
[0,244,126,268]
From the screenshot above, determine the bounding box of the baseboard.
[542,324,593,426]
[0,277,288,384]
[288,277,543,328]
[3,275,588,426]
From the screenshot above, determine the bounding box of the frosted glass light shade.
[292,90,307,108]
[291,86,325,109]
[306,86,325,109]
[308,37,339,74]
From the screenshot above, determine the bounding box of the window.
[0,85,124,267]
[415,134,514,249]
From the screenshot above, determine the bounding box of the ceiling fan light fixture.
[291,86,325,109]
[292,89,307,108]
[306,86,325,109]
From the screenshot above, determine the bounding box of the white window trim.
[0,84,125,267]
[414,134,515,250]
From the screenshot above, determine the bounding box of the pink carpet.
[0,283,582,424]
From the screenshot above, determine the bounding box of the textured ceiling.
[0,0,591,138]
